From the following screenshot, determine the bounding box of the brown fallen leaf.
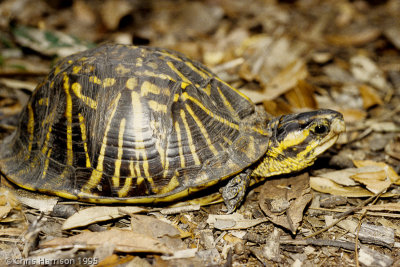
[350,170,391,194]
[259,173,312,234]
[130,214,180,239]
[364,202,400,212]
[358,84,383,109]
[264,59,308,101]
[284,80,317,110]
[385,136,400,161]
[310,177,375,197]
[62,206,146,230]
[353,160,400,185]
[206,213,268,231]
[40,228,172,254]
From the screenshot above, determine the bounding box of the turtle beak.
[314,116,345,156]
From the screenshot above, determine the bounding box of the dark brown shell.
[0,44,270,203]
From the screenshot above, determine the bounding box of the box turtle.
[0,44,345,212]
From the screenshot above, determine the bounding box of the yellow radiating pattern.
[42,148,52,178]
[181,92,239,130]
[112,118,126,188]
[180,110,201,165]
[131,91,155,189]
[26,103,34,159]
[71,82,97,109]
[63,73,73,166]
[78,113,91,168]
[126,78,138,90]
[167,62,192,85]
[185,104,218,156]
[82,93,122,192]
[118,160,134,197]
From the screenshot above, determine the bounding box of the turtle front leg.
[222,169,252,214]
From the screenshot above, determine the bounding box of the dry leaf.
[207,213,267,230]
[259,173,312,233]
[0,206,12,219]
[310,177,375,197]
[350,55,387,90]
[284,80,317,110]
[130,214,180,239]
[40,228,171,254]
[264,60,308,101]
[358,84,383,109]
[353,160,400,185]
[62,206,146,230]
[364,202,400,212]
[337,108,367,123]
[385,137,400,161]
[350,171,392,194]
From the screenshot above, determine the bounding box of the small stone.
[234,242,245,255]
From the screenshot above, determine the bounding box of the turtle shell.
[0,44,271,203]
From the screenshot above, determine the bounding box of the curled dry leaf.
[264,59,308,101]
[311,161,399,196]
[40,228,172,254]
[259,173,312,234]
[353,160,400,185]
[62,206,146,230]
[130,214,180,239]
[350,55,388,91]
[358,84,383,109]
[310,177,375,197]
[207,213,268,231]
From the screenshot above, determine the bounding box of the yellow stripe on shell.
[118,160,134,197]
[136,70,176,83]
[167,61,192,85]
[82,93,122,192]
[158,175,180,194]
[26,103,34,159]
[181,92,240,130]
[71,82,98,109]
[140,80,159,95]
[41,124,52,155]
[180,109,201,165]
[126,77,138,90]
[112,118,126,188]
[38,98,48,106]
[184,61,210,79]
[215,77,251,103]
[72,66,82,74]
[78,113,91,168]
[42,148,52,178]
[116,64,131,75]
[103,78,116,87]
[131,91,155,189]
[54,66,61,75]
[89,76,102,85]
[216,86,238,119]
[174,119,185,168]
[148,100,167,113]
[184,103,219,156]
[63,73,73,166]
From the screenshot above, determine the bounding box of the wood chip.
[358,246,393,267]
[358,222,395,248]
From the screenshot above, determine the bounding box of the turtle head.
[252,109,345,178]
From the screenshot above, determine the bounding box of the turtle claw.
[222,170,251,214]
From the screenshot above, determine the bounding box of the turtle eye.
[313,124,329,135]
